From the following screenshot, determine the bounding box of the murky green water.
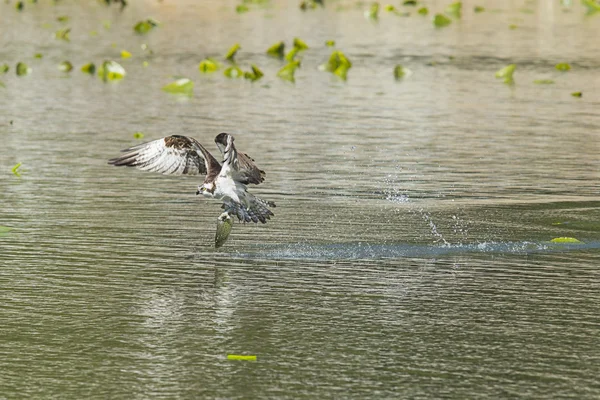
[1,0,600,398]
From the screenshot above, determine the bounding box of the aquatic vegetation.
[433,14,451,27]
[58,61,73,72]
[198,58,219,73]
[495,64,516,83]
[133,132,145,139]
[16,62,31,76]
[0,64,8,74]
[582,0,600,14]
[225,43,241,62]
[293,38,309,50]
[393,65,411,79]
[300,0,323,10]
[236,4,249,13]
[224,66,243,78]
[446,1,462,18]
[81,63,96,74]
[277,60,300,82]
[162,78,194,95]
[227,354,257,361]
[321,50,352,80]
[266,41,285,58]
[571,91,583,97]
[325,40,335,47]
[34,53,43,59]
[98,60,126,81]
[15,1,24,11]
[533,79,554,84]
[551,237,583,244]
[474,5,485,12]
[509,24,518,29]
[55,28,71,41]
[57,15,70,23]
[285,46,300,62]
[555,62,571,71]
[418,7,428,15]
[365,2,380,19]
[134,19,159,34]
[12,163,22,177]
[404,0,417,5]
[244,64,264,81]
[121,50,132,59]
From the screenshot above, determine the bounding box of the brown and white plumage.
[108,133,275,224]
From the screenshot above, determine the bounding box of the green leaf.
[162,78,194,95]
[34,53,43,59]
[533,79,554,84]
[495,64,516,83]
[15,1,24,11]
[474,5,485,12]
[284,46,300,62]
[403,0,417,5]
[393,64,411,79]
[446,1,462,18]
[58,61,73,72]
[571,91,582,97]
[81,63,96,74]
[550,237,583,244]
[243,64,264,81]
[0,226,13,237]
[0,64,8,74]
[0,81,5,89]
[384,4,396,12]
[582,0,600,14]
[236,4,249,13]
[266,41,285,58]
[133,132,145,139]
[16,62,31,76]
[365,2,380,19]
[227,354,256,361]
[55,28,71,41]
[433,14,451,27]
[417,6,428,15]
[103,20,111,30]
[98,60,126,81]
[325,40,335,47]
[277,60,300,82]
[12,162,22,176]
[57,15,70,23]
[224,66,243,78]
[134,19,159,34]
[322,50,352,80]
[198,58,219,73]
[121,50,132,59]
[293,37,309,50]
[509,24,518,29]
[225,43,241,62]
[555,62,571,71]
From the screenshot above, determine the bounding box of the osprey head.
[196,182,216,196]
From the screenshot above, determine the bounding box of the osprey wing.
[214,133,265,185]
[108,135,221,176]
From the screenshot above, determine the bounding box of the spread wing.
[214,132,266,185]
[108,135,221,176]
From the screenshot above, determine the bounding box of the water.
[1,0,600,398]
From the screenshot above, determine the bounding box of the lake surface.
[1,0,600,398]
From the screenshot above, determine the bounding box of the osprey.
[108,133,276,225]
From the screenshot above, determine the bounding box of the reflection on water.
[1,0,600,398]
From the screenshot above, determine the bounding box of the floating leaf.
[58,61,73,72]
[293,38,309,50]
[266,41,285,58]
[103,20,111,30]
[162,78,194,95]
[121,50,132,59]
[474,5,485,12]
[227,354,256,361]
[55,28,71,41]
[0,81,5,88]
[393,65,411,79]
[403,0,417,5]
[225,43,241,62]
[0,64,8,74]
[582,0,600,14]
[34,53,43,59]
[365,2,380,19]
[244,64,264,81]
[215,212,233,248]
[285,46,300,62]
[533,79,555,84]
[12,162,23,177]
[134,18,158,34]
[236,4,249,13]
[81,63,96,74]
[57,15,70,23]
[509,24,518,29]
[446,2,462,18]
[15,1,24,11]
[433,14,451,27]
[385,4,396,12]
[98,60,126,81]
[555,62,571,71]
[322,50,352,80]
[224,66,243,78]
[277,60,300,82]
[198,58,219,73]
[571,91,582,97]
[550,237,583,244]
[142,61,149,67]
[325,40,335,47]
[133,132,145,139]
[0,226,13,237]
[495,64,516,83]
[417,6,428,15]
[16,62,31,76]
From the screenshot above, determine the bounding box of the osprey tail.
[222,195,276,224]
